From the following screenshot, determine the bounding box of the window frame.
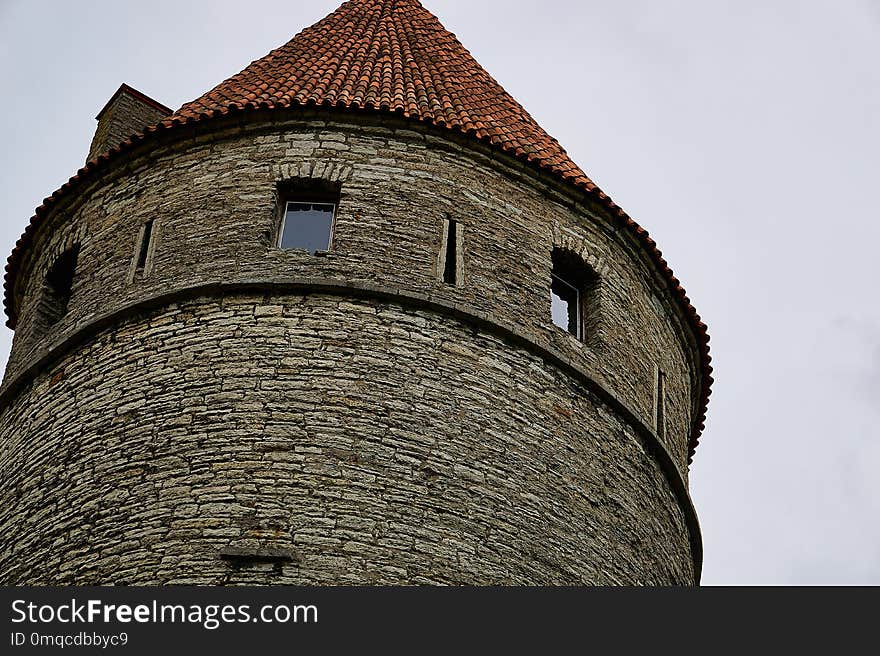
[550,247,600,346]
[276,197,339,254]
[654,366,667,440]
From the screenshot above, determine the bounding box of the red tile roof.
[3,0,711,461]
[174,0,592,187]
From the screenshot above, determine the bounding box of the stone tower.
[0,0,712,585]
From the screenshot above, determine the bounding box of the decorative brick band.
[0,278,702,583]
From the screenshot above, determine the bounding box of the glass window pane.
[551,274,579,337]
[551,289,570,332]
[280,202,335,253]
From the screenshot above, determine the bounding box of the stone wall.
[0,294,693,585]
[1,111,703,584]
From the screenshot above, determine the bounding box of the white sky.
[1,0,878,585]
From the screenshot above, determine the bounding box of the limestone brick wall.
[1,111,703,584]
[5,113,700,473]
[0,294,693,585]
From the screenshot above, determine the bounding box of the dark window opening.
[442,218,458,285]
[655,368,667,439]
[276,179,341,255]
[550,248,600,343]
[136,219,154,270]
[36,246,79,333]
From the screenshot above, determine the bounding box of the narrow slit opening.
[137,219,154,270]
[443,219,457,285]
[655,368,666,440]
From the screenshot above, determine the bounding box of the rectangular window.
[550,248,600,344]
[278,201,336,253]
[275,179,341,254]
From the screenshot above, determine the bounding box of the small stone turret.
[87,83,171,162]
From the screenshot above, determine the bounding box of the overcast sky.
[1,0,878,585]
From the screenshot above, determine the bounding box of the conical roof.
[3,0,712,460]
[173,0,594,190]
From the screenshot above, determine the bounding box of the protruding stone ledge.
[0,277,702,583]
